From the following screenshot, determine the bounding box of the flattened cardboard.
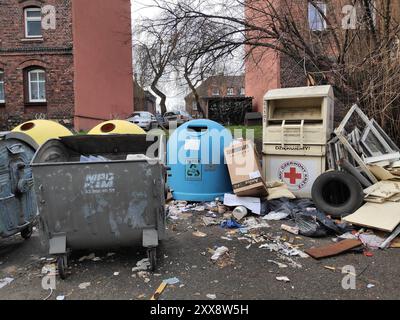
[364,181,400,199]
[224,140,268,197]
[343,202,400,232]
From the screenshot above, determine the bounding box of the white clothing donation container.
[263,85,334,198]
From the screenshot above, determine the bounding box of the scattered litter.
[163,277,180,285]
[367,284,376,289]
[338,232,359,240]
[259,240,308,258]
[305,239,363,259]
[78,253,96,262]
[211,246,229,261]
[107,252,116,257]
[193,231,207,238]
[206,294,217,300]
[56,295,65,301]
[202,216,219,226]
[132,259,150,272]
[276,276,290,283]
[359,233,385,249]
[364,251,374,257]
[281,224,300,235]
[263,211,290,221]
[268,260,288,268]
[221,219,243,229]
[78,282,91,290]
[278,255,303,268]
[151,282,168,301]
[324,266,336,271]
[0,277,14,289]
[224,193,261,215]
[244,217,270,230]
[41,264,56,275]
[232,206,248,221]
[221,236,233,241]
[113,272,120,276]
[92,257,102,262]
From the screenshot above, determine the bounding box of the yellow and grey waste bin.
[262,85,334,198]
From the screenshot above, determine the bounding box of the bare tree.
[146,0,400,142]
[134,15,180,115]
[173,17,237,117]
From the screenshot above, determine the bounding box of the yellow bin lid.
[12,120,73,147]
[88,120,146,135]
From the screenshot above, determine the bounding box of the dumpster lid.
[264,85,333,100]
[32,134,164,165]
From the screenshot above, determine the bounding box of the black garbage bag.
[265,198,353,238]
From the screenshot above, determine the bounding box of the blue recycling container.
[167,120,233,201]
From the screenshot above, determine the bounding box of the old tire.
[148,248,157,272]
[57,256,67,280]
[21,226,33,240]
[312,171,364,218]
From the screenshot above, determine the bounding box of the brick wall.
[0,0,74,130]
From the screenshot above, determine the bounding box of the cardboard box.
[224,140,268,197]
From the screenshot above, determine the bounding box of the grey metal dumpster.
[31,134,166,278]
[0,132,38,240]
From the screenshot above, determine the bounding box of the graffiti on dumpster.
[84,173,115,194]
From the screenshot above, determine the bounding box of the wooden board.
[305,240,363,259]
[343,202,400,232]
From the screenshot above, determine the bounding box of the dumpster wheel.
[57,256,68,280]
[21,226,33,240]
[147,248,157,272]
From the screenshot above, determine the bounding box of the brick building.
[0,0,134,131]
[185,74,246,117]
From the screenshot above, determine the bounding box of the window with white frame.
[240,87,245,96]
[308,1,327,31]
[0,70,4,103]
[192,101,198,111]
[25,7,42,38]
[227,88,234,96]
[28,69,46,103]
[212,87,220,96]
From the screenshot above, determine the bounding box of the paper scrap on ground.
[223,194,261,215]
[78,282,91,290]
[211,246,229,261]
[163,277,180,285]
[206,294,217,300]
[276,276,290,282]
[132,259,150,272]
[0,277,14,289]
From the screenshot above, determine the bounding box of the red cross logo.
[284,167,302,185]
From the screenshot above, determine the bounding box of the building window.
[212,87,220,96]
[27,69,46,103]
[240,87,245,96]
[0,70,4,104]
[25,7,42,38]
[227,88,234,96]
[308,1,327,31]
[192,101,198,111]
